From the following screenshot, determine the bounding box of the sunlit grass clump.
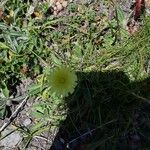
[48,66,78,97]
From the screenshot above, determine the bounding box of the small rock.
[56,1,61,6]
[82,0,93,5]
[53,6,57,11]
[53,11,58,15]
[58,0,64,4]
[23,118,32,126]
[62,1,68,8]
[56,3,63,11]
[51,0,57,4]
[26,5,35,17]
[0,129,22,148]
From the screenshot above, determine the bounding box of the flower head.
[48,66,77,97]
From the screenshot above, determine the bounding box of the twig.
[68,119,117,144]
[130,92,150,104]
[0,96,29,133]
[134,0,145,21]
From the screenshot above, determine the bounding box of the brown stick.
[134,0,145,21]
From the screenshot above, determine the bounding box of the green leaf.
[116,6,126,27]
[74,42,83,58]
[42,88,50,100]
[1,83,9,98]
[27,84,43,96]
[0,42,9,49]
[34,104,45,114]
[31,111,44,118]
[0,106,6,119]
[31,122,44,133]
[51,53,62,66]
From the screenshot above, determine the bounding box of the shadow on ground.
[50,70,150,150]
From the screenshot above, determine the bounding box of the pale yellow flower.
[48,66,77,97]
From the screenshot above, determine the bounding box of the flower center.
[58,77,66,84]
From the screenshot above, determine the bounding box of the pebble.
[53,11,58,15]
[53,6,57,11]
[56,2,63,11]
[62,1,68,8]
[23,118,32,126]
[52,0,68,14]
[59,0,64,4]
[56,1,61,6]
